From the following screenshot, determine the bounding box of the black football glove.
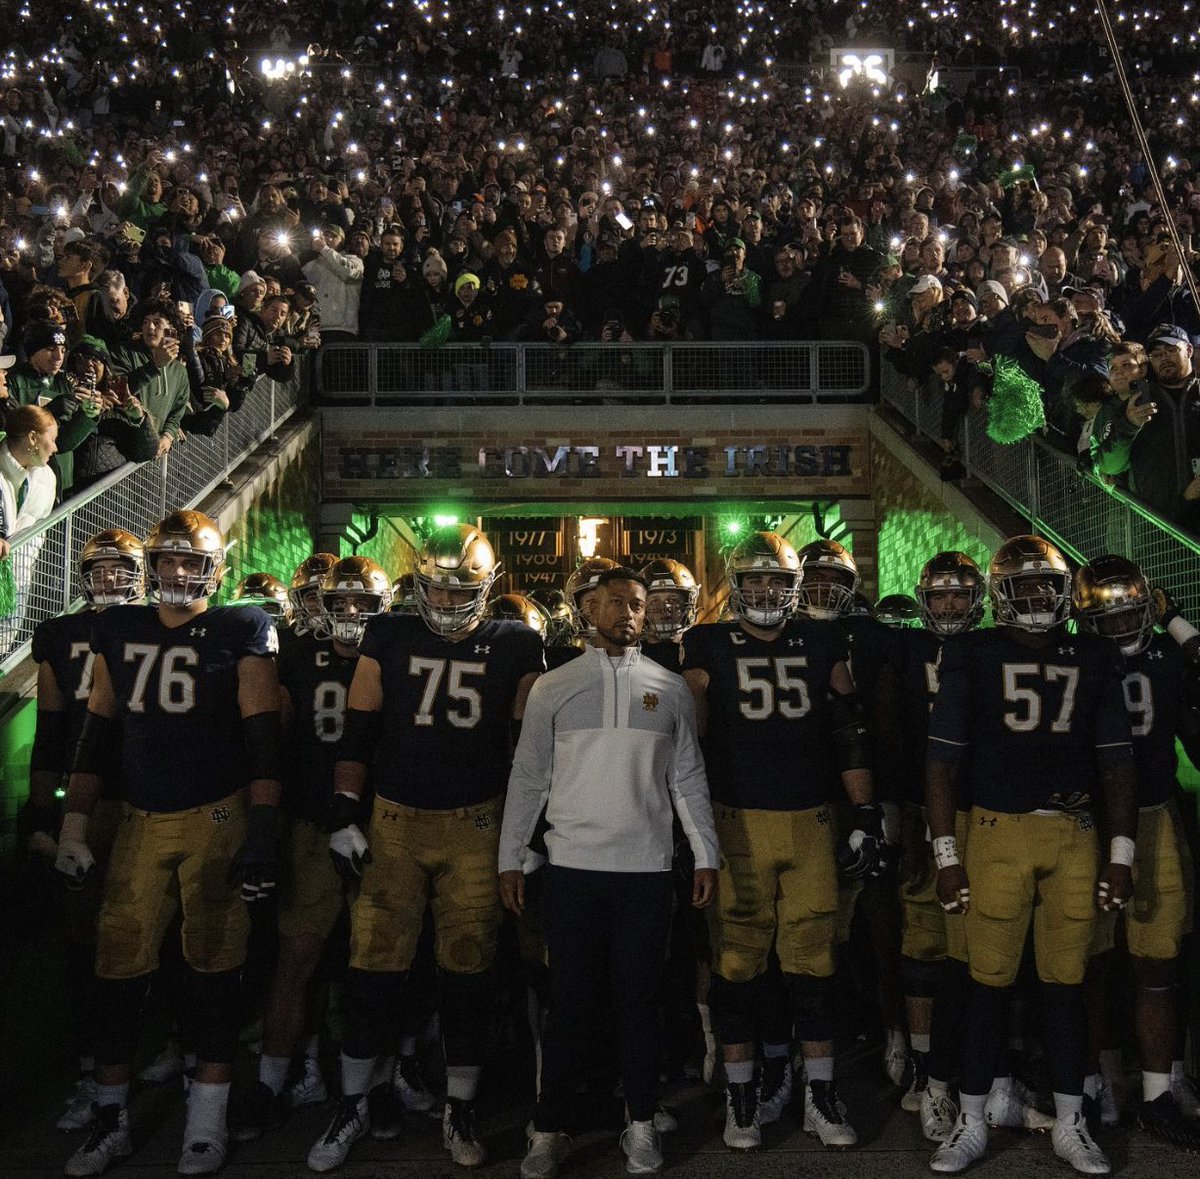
[227,804,280,903]
[328,792,371,886]
[839,803,892,881]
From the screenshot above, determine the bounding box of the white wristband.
[933,835,959,870]
[1109,836,1135,867]
[60,811,89,843]
[1167,616,1200,647]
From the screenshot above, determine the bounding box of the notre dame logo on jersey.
[642,692,659,712]
[211,805,231,824]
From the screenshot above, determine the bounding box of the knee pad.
[191,968,244,1065]
[709,972,764,1046]
[440,969,493,1067]
[901,955,942,1000]
[94,975,153,1067]
[341,968,406,1060]
[785,972,833,1043]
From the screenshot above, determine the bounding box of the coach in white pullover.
[500,568,717,1178]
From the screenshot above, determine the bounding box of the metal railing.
[0,372,303,675]
[315,340,871,406]
[879,360,1200,620]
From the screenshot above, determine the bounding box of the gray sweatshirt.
[499,643,718,874]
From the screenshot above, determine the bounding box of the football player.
[56,509,283,1177]
[235,557,392,1141]
[233,572,292,624]
[927,536,1137,1175]
[875,594,921,628]
[489,592,549,637]
[564,556,619,641]
[23,530,144,1132]
[390,573,418,615]
[639,557,700,671]
[1074,557,1200,1149]
[681,531,886,1150]
[308,524,542,1172]
[288,554,338,637]
[799,540,907,1091]
[893,552,985,1141]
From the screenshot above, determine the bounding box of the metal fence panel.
[879,353,1200,622]
[0,370,302,674]
[316,341,869,405]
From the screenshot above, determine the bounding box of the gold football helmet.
[988,535,1072,632]
[80,528,144,606]
[415,524,499,636]
[233,572,291,622]
[796,539,859,621]
[390,572,419,614]
[564,556,619,634]
[289,553,337,635]
[874,593,920,628]
[144,510,226,604]
[488,592,548,636]
[916,551,985,636]
[726,531,801,627]
[527,587,575,645]
[320,556,392,645]
[641,557,700,640]
[1073,554,1154,655]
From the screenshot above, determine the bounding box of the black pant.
[534,866,674,1130]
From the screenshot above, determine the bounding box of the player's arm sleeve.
[926,640,970,766]
[666,683,719,870]
[498,676,556,873]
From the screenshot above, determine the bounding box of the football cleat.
[231,1081,289,1142]
[57,1076,99,1132]
[988,535,1072,632]
[1138,1092,1200,1152]
[138,1039,185,1084]
[757,1058,793,1126]
[443,1098,487,1167]
[803,1080,857,1148]
[367,1082,405,1140]
[64,1105,133,1176]
[144,510,226,605]
[1073,555,1155,656]
[930,1113,988,1173]
[1095,1076,1121,1127]
[289,1057,328,1108]
[177,1134,227,1176]
[521,1129,572,1179]
[916,551,985,636]
[307,1095,369,1173]
[903,1055,930,1113]
[1051,1112,1110,1174]
[392,1054,435,1114]
[985,1077,1054,1131]
[620,1120,664,1175]
[723,1081,761,1150]
[921,1090,959,1143]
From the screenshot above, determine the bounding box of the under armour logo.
[787,638,805,648]
[1147,649,1164,660]
[190,627,207,638]
[474,814,491,830]
[474,644,491,654]
[1078,813,1095,832]
[1056,645,1075,656]
[210,806,231,824]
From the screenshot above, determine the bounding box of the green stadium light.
[433,514,460,528]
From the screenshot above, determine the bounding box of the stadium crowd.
[0,0,1199,525]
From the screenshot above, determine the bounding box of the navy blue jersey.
[278,630,359,823]
[357,615,544,808]
[928,629,1133,813]
[90,604,279,812]
[32,609,100,748]
[681,619,848,810]
[545,645,583,671]
[839,614,901,701]
[894,626,946,805]
[641,639,682,672]
[1122,634,1195,807]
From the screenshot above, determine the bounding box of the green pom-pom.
[418,315,453,350]
[987,355,1046,444]
[0,560,16,618]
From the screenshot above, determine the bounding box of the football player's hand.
[839,803,887,880]
[328,792,371,885]
[228,804,280,903]
[55,812,95,890]
[1152,587,1180,626]
[499,870,525,916]
[692,868,718,909]
[1097,862,1133,912]
[936,864,970,914]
